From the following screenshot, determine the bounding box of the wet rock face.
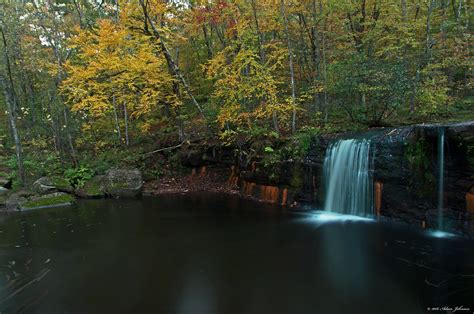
[371,122,474,214]
[354,122,474,234]
[242,121,472,233]
[105,169,143,198]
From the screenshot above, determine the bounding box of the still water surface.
[0,193,473,313]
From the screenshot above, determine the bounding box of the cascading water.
[437,127,445,230]
[323,139,373,216]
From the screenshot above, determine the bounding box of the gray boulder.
[0,186,9,196]
[0,177,11,189]
[32,177,58,194]
[105,169,143,198]
[33,176,73,194]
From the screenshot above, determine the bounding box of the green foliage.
[262,145,280,172]
[327,55,411,126]
[220,126,278,149]
[0,0,471,187]
[264,146,274,153]
[64,166,94,188]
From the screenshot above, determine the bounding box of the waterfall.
[323,139,373,216]
[437,127,445,230]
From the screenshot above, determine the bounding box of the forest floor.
[143,167,239,196]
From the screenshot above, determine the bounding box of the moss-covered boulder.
[20,192,75,210]
[33,176,73,194]
[75,175,106,198]
[105,169,143,198]
[5,190,35,211]
[50,176,74,193]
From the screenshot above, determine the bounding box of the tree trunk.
[112,94,121,142]
[202,24,213,59]
[0,75,25,185]
[123,100,129,146]
[63,106,77,166]
[410,0,435,114]
[281,0,297,133]
[272,111,280,135]
[320,3,329,123]
[1,27,25,185]
[251,0,265,62]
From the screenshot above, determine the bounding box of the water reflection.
[319,221,370,297]
[177,268,216,314]
[0,194,472,313]
[426,230,458,239]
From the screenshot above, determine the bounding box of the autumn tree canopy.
[0,0,471,183]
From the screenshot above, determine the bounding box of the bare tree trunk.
[401,0,407,20]
[272,111,280,135]
[425,0,435,60]
[457,0,463,22]
[410,0,435,113]
[281,0,297,133]
[401,0,410,111]
[123,100,129,146]
[320,4,329,123]
[202,24,213,59]
[63,106,77,166]
[251,0,265,62]
[0,75,25,185]
[46,92,60,154]
[112,94,121,142]
[72,0,85,28]
[173,49,187,141]
[1,27,24,185]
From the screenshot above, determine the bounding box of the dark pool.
[0,193,473,313]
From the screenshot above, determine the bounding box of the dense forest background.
[0,0,471,187]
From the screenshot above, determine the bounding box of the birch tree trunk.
[123,100,129,146]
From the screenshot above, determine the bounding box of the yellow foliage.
[61,6,175,135]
